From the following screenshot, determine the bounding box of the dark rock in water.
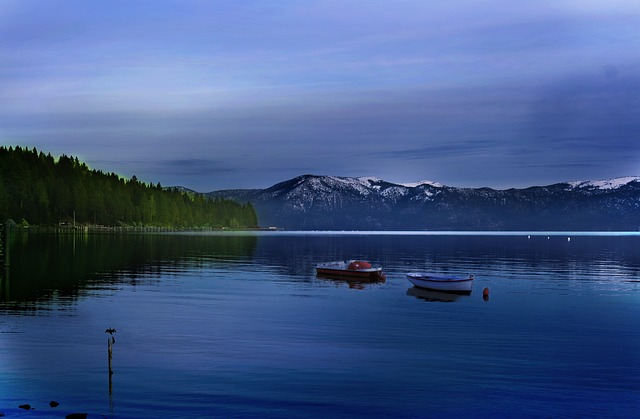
[18,404,32,410]
[49,400,60,408]
[66,413,88,419]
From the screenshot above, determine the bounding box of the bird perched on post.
[105,327,117,344]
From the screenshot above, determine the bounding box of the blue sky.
[1,0,639,191]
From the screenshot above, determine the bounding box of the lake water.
[1,232,639,418]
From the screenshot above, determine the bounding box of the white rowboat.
[406,272,474,293]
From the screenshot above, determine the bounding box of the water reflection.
[0,232,258,311]
[406,286,470,302]
[317,273,386,290]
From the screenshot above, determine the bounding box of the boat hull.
[406,273,474,293]
[316,261,386,280]
[316,267,385,279]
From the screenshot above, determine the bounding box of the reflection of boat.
[406,272,474,293]
[316,260,386,280]
[406,287,467,302]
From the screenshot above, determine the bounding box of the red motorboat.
[316,260,386,280]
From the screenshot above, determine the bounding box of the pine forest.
[0,146,258,229]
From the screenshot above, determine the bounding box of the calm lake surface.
[1,232,639,418]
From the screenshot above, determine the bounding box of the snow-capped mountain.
[207,175,640,230]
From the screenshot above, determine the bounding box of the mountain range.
[206,175,640,231]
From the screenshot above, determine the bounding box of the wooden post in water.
[108,337,113,374]
[105,327,117,400]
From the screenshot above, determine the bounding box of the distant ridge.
[566,177,640,190]
[207,175,640,231]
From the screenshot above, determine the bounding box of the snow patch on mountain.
[401,180,444,188]
[381,186,409,199]
[357,176,383,184]
[567,177,640,190]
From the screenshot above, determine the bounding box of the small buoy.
[482,287,490,301]
[567,237,571,242]
[49,401,60,408]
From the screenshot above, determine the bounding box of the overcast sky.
[1,0,639,191]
